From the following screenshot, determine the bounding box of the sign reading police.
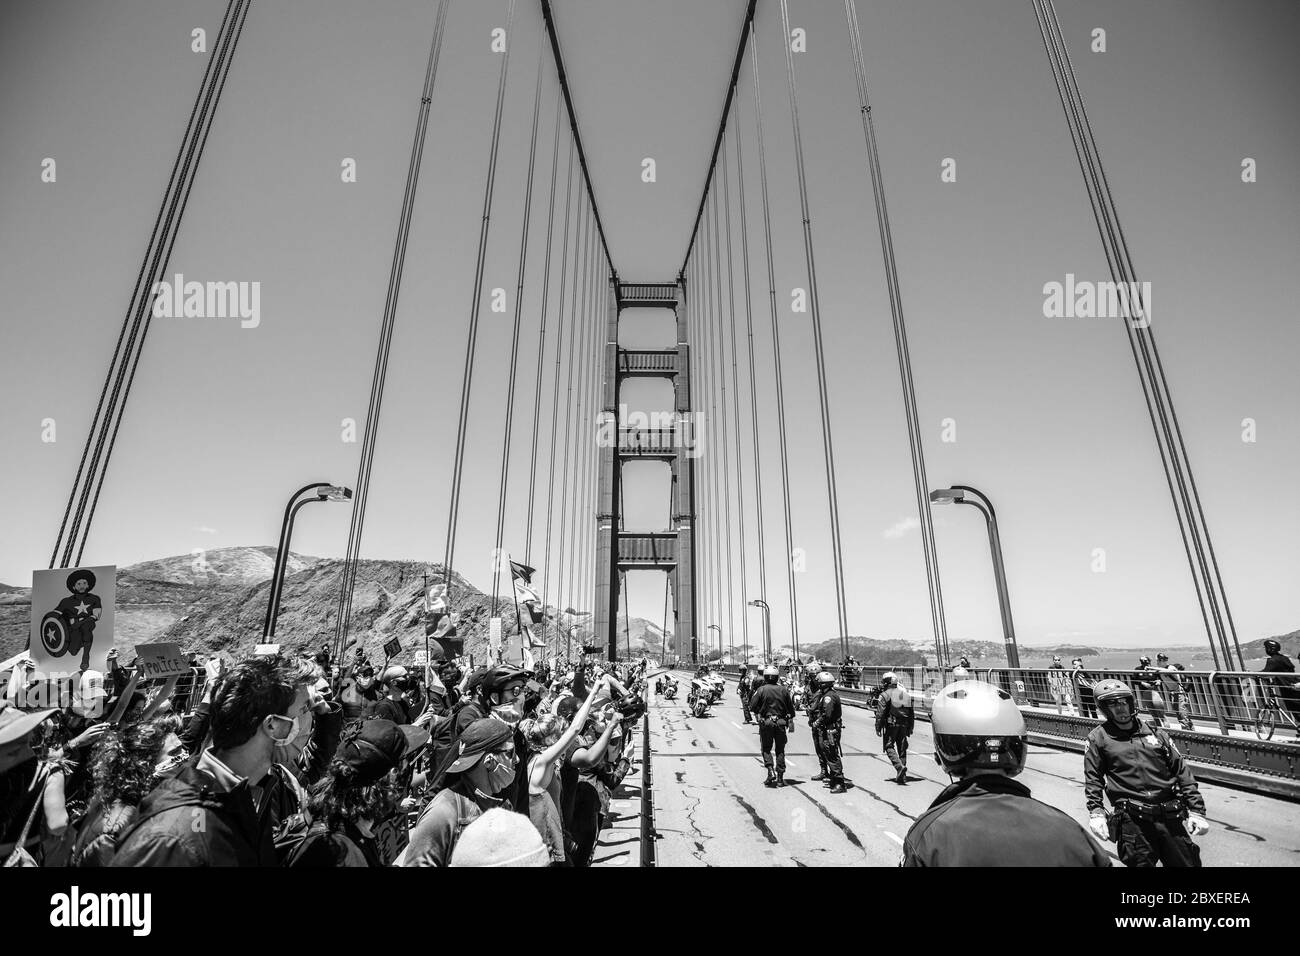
[134,642,189,679]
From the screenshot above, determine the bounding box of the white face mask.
[268,713,302,748]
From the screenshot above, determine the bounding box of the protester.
[1,702,65,866]
[448,807,549,867]
[287,718,429,867]
[403,718,518,866]
[110,654,319,866]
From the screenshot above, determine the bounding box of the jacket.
[902,774,1111,867]
[748,683,795,722]
[875,686,914,735]
[810,688,842,730]
[1083,719,1205,815]
[109,761,277,867]
[402,781,508,867]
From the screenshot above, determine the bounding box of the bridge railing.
[719,662,1300,740]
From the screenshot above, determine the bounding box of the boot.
[764,769,777,788]
[828,778,847,794]
[895,767,907,785]
[810,768,828,782]
[776,771,785,788]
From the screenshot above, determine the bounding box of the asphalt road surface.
[649,677,1300,867]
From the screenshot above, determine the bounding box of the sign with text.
[254,643,281,656]
[489,617,502,652]
[134,642,189,679]
[383,637,402,659]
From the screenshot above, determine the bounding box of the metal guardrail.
[715,663,1300,789]
[640,711,654,867]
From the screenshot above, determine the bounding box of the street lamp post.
[707,624,721,664]
[930,485,1020,668]
[748,599,772,663]
[263,483,353,640]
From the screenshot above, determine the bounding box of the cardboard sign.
[383,637,402,659]
[413,649,428,666]
[30,565,117,678]
[134,642,189,679]
[489,617,502,652]
[254,643,281,656]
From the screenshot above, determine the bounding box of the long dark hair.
[306,760,399,833]
[88,716,179,807]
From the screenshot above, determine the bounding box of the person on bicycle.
[1261,640,1300,736]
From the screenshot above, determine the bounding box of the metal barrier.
[640,711,654,867]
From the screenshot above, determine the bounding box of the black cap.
[67,568,97,591]
[336,719,429,786]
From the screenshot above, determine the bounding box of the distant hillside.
[0,546,662,666]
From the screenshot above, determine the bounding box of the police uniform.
[875,685,914,781]
[1084,718,1205,868]
[903,774,1111,867]
[738,671,756,724]
[748,680,796,783]
[809,684,844,788]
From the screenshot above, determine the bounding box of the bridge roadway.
[648,676,1300,867]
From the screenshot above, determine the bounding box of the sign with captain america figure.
[29,565,117,678]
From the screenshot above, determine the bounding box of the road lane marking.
[884,831,904,846]
[731,721,743,729]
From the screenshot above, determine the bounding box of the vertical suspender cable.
[555,203,591,621]
[491,35,547,617]
[843,0,950,667]
[721,132,751,661]
[541,143,578,618]
[711,176,737,659]
[525,96,565,564]
[441,0,518,602]
[57,0,250,567]
[749,20,800,659]
[779,0,849,657]
[733,90,767,656]
[333,0,450,657]
[1032,0,1234,667]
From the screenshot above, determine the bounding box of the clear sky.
[1,0,1296,655]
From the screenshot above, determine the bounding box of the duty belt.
[1114,797,1184,821]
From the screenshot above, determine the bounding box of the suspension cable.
[721,130,751,661]
[491,35,547,617]
[843,0,950,666]
[710,174,738,660]
[56,0,250,567]
[732,89,767,652]
[525,96,564,563]
[541,142,577,618]
[1032,0,1235,667]
[555,202,591,621]
[779,0,850,658]
[332,0,450,658]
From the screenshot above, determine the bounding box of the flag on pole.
[524,624,547,648]
[525,602,545,625]
[508,560,535,585]
[425,588,446,614]
[521,644,535,671]
[513,581,540,606]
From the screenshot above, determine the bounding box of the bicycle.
[1252,678,1300,741]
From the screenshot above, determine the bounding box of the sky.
[1,0,1297,657]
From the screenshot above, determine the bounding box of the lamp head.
[319,485,354,502]
[929,488,965,505]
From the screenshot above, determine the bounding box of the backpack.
[3,765,49,868]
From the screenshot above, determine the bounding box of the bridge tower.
[594,280,699,663]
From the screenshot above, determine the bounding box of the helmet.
[958,657,971,668]
[1093,678,1135,707]
[1264,640,1281,655]
[951,666,969,680]
[380,665,409,688]
[763,666,779,678]
[931,681,1027,777]
[881,672,897,686]
[482,664,531,696]
[814,671,834,686]
[1052,655,1062,663]
[1138,656,1151,666]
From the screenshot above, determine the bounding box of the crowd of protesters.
[0,643,649,868]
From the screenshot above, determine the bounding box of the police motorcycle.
[687,677,712,717]
[704,668,726,703]
[656,674,679,701]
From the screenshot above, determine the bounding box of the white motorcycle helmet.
[881,671,897,687]
[931,680,1027,777]
[951,666,970,680]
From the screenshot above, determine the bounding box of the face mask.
[269,714,302,748]
[481,752,517,792]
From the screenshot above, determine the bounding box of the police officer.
[1084,679,1209,868]
[738,665,757,725]
[902,680,1110,866]
[748,666,796,787]
[875,672,914,785]
[1133,655,1167,725]
[808,671,845,793]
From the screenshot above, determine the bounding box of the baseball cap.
[337,719,429,785]
[445,718,515,774]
